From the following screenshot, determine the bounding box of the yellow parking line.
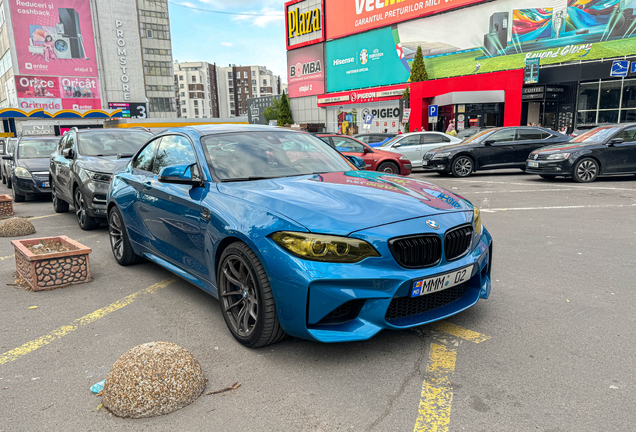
[0,254,14,261]
[414,342,458,432]
[28,213,63,221]
[434,321,491,344]
[0,278,176,366]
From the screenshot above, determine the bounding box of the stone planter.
[0,194,14,217]
[11,236,92,291]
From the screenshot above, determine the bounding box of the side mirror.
[392,143,402,148]
[484,140,495,146]
[158,163,203,186]
[345,155,366,170]
[63,148,75,159]
[2,155,12,160]
[363,146,371,154]
[608,137,624,146]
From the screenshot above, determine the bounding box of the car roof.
[178,124,298,136]
[19,135,58,140]
[77,128,151,134]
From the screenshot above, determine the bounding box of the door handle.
[142,180,152,189]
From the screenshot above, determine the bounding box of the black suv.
[49,128,152,229]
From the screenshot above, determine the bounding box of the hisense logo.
[355,0,408,14]
[333,57,355,66]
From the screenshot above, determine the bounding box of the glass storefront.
[577,79,636,126]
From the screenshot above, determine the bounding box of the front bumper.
[256,214,493,343]
[12,175,51,196]
[79,180,110,219]
[421,158,451,172]
[525,159,574,176]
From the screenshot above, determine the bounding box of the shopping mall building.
[285,0,636,134]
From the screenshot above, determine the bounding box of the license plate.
[528,161,539,168]
[411,265,474,297]
[41,181,50,188]
[422,160,428,166]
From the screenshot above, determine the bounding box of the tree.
[277,91,293,126]
[263,98,280,123]
[401,46,429,132]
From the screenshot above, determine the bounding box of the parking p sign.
[428,104,439,123]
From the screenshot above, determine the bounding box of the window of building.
[251,71,256,77]
[146,85,175,92]
[231,110,235,115]
[238,88,241,94]
[230,102,235,108]
[180,83,184,89]
[229,81,233,88]
[243,71,247,78]
[180,92,185,97]
[143,48,172,56]
[229,88,234,94]
[253,87,256,93]
[251,80,256,85]
[193,100,198,107]
[139,9,169,19]
[149,97,173,112]
[140,22,170,40]
[144,60,172,76]
[228,72,232,79]
[194,108,199,115]
[179,75,184,81]
[577,79,636,126]
[191,76,197,83]
[263,79,267,86]
[182,108,187,113]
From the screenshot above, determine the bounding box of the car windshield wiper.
[117,153,135,159]
[220,176,275,182]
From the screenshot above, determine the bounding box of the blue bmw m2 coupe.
[107,125,492,347]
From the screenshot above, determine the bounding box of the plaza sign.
[285,0,324,50]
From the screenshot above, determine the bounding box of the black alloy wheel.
[218,242,286,348]
[377,161,398,174]
[74,188,99,230]
[573,158,599,183]
[52,180,69,213]
[108,206,141,265]
[451,156,474,177]
[12,185,25,202]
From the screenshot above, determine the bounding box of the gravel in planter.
[102,342,206,418]
[0,218,35,237]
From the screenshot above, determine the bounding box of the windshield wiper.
[117,153,135,159]
[220,176,275,182]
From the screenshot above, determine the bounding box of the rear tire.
[451,156,474,177]
[74,187,99,230]
[52,180,69,213]
[377,161,399,174]
[572,158,599,183]
[218,242,286,348]
[540,175,556,180]
[108,206,141,265]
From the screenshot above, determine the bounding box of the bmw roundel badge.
[426,220,440,230]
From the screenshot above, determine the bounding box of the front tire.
[52,180,69,213]
[12,187,25,202]
[108,206,141,265]
[218,242,286,348]
[572,158,599,183]
[377,161,399,174]
[7,176,12,189]
[451,156,474,177]
[74,187,99,230]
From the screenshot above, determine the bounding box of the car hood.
[18,158,49,172]
[531,142,599,154]
[217,171,472,235]
[78,156,130,173]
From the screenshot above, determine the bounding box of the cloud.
[179,1,196,7]
[220,42,233,47]
[232,7,283,28]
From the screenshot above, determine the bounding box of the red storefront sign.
[317,83,407,106]
[325,0,485,40]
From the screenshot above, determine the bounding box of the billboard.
[286,0,324,50]
[326,27,410,93]
[10,0,98,77]
[15,75,101,110]
[324,0,486,40]
[287,43,325,98]
[326,100,402,133]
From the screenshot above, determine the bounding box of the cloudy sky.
[168,0,287,82]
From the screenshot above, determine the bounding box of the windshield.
[201,131,354,181]
[462,128,498,144]
[17,138,59,159]
[570,126,621,143]
[77,131,151,157]
[379,135,402,147]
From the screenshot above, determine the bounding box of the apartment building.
[173,61,220,118]
[217,65,282,118]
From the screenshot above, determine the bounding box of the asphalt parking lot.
[1,170,635,432]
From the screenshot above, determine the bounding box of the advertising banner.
[324,0,486,40]
[14,75,101,110]
[287,43,325,98]
[10,0,98,77]
[286,0,324,50]
[326,27,410,93]
[327,100,401,133]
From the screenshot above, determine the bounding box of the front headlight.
[14,167,32,178]
[271,232,380,263]
[86,170,112,182]
[432,152,451,159]
[473,206,482,235]
[547,153,570,160]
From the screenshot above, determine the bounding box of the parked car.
[50,128,152,229]
[108,125,492,347]
[422,126,570,177]
[526,124,636,183]
[570,124,599,138]
[317,134,412,175]
[456,126,494,140]
[353,133,396,147]
[4,136,60,202]
[378,132,463,168]
[2,138,18,187]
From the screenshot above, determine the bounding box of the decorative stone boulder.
[0,217,35,237]
[11,235,91,291]
[0,195,14,217]
[102,342,206,418]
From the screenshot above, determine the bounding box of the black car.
[526,124,636,183]
[456,126,494,140]
[422,126,570,177]
[2,138,18,187]
[353,133,396,145]
[50,128,152,229]
[3,136,60,202]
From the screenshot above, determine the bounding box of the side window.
[421,134,445,144]
[540,131,552,139]
[133,138,161,172]
[489,129,516,143]
[332,137,365,152]
[152,135,197,175]
[517,128,544,141]
[613,127,636,143]
[399,136,421,146]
